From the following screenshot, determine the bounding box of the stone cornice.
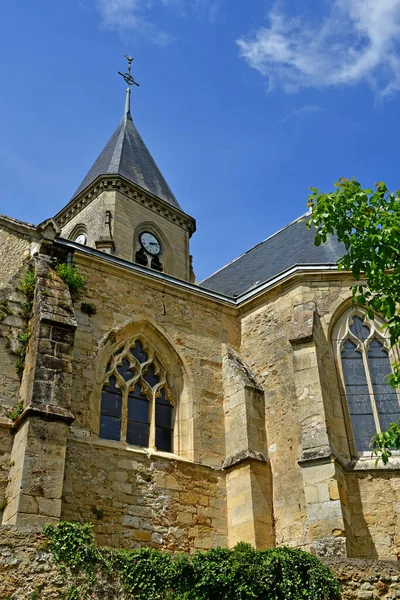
[12,404,75,431]
[54,238,353,312]
[0,213,38,239]
[299,448,400,473]
[54,175,196,236]
[222,449,267,470]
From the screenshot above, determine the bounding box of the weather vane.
[118,55,140,88]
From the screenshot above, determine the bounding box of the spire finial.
[118,55,140,116]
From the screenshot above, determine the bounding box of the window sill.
[347,453,400,471]
[68,432,202,467]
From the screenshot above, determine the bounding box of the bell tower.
[54,57,196,281]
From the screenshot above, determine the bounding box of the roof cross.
[118,55,140,88]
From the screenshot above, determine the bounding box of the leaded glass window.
[99,339,174,452]
[334,310,400,453]
[100,376,122,441]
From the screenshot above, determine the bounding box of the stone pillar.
[2,257,76,526]
[289,301,348,557]
[222,346,274,549]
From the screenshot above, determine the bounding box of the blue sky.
[1,0,400,281]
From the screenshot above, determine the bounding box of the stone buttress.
[2,257,76,526]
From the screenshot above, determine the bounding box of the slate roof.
[200,214,345,297]
[72,110,181,209]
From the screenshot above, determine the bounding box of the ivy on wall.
[44,522,340,600]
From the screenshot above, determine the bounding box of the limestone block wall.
[0,259,42,524]
[239,275,400,559]
[115,189,190,280]
[2,257,76,527]
[60,188,192,280]
[0,279,26,418]
[61,190,114,249]
[222,346,274,549]
[68,252,238,467]
[2,527,400,600]
[342,469,400,560]
[0,217,33,287]
[58,252,238,547]
[0,423,12,514]
[239,284,314,551]
[62,441,227,551]
[0,260,37,520]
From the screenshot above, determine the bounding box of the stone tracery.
[333,308,400,453]
[100,339,174,452]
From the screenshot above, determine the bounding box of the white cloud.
[96,0,221,44]
[237,0,400,96]
[281,104,326,124]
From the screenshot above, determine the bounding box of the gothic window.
[70,224,88,246]
[334,309,400,453]
[99,339,174,452]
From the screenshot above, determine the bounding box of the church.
[0,63,399,563]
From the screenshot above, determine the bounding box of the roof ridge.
[125,116,179,207]
[110,116,126,172]
[200,211,310,284]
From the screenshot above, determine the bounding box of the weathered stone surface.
[222,449,267,469]
[1,528,400,600]
[61,440,227,552]
[1,212,400,561]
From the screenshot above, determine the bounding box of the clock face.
[74,233,87,245]
[140,232,161,256]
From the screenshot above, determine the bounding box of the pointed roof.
[200,214,345,297]
[72,90,181,209]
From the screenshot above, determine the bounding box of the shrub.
[44,522,340,600]
[8,401,24,422]
[80,302,97,316]
[55,263,85,293]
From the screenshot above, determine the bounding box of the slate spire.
[71,59,181,210]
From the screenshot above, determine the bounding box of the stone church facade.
[0,82,399,562]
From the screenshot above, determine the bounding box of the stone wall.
[324,557,400,600]
[61,190,115,250]
[62,440,227,551]
[0,423,12,515]
[1,257,76,528]
[1,231,400,559]
[238,276,400,560]
[343,469,400,560]
[1,527,400,600]
[0,258,39,515]
[0,216,33,287]
[56,251,237,550]
[60,186,193,280]
[68,252,239,468]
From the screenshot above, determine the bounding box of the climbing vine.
[44,522,340,600]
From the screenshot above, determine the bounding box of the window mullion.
[121,390,128,442]
[336,342,357,457]
[362,345,381,434]
[149,393,156,450]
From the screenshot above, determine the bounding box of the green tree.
[307,178,400,464]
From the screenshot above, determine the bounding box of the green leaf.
[306,178,400,465]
